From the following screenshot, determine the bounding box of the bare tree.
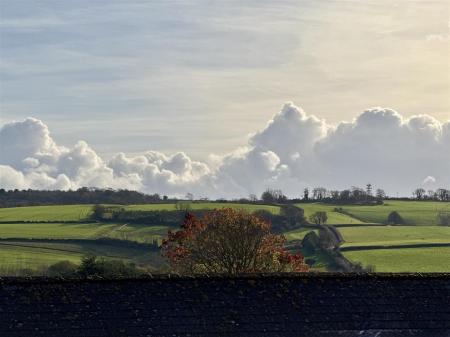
[436,188,450,201]
[376,189,386,201]
[261,188,287,203]
[312,187,327,200]
[366,183,373,197]
[413,188,426,200]
[303,188,309,201]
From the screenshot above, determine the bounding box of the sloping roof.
[0,274,449,337]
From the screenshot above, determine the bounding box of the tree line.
[0,185,448,207]
[0,187,169,207]
[257,185,449,204]
[412,188,450,201]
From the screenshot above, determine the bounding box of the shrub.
[252,209,273,222]
[318,226,342,250]
[47,260,78,277]
[308,211,328,226]
[91,204,107,220]
[77,255,143,278]
[387,211,403,224]
[301,231,320,252]
[253,208,305,233]
[280,205,305,224]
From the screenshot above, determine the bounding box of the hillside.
[0,200,449,274]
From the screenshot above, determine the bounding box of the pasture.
[0,222,119,239]
[124,202,280,213]
[295,203,364,224]
[284,227,316,242]
[0,222,170,245]
[0,204,92,222]
[0,242,82,275]
[0,240,163,275]
[339,226,450,247]
[1,200,449,274]
[342,247,450,272]
[0,202,280,222]
[341,201,450,225]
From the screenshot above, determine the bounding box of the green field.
[0,243,82,274]
[0,222,170,244]
[5,201,443,225]
[343,247,450,272]
[284,227,316,241]
[1,200,449,274]
[0,240,163,275]
[0,202,280,222]
[340,226,450,247]
[0,204,93,222]
[341,201,450,225]
[295,203,365,224]
[106,224,170,243]
[288,201,450,272]
[125,202,280,213]
[0,222,119,239]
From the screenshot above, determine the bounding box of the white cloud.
[249,102,328,163]
[423,176,436,186]
[1,103,449,197]
[0,117,60,170]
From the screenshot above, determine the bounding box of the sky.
[0,0,449,197]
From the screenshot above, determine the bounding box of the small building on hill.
[0,273,449,336]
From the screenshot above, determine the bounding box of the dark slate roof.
[0,274,449,337]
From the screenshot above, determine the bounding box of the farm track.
[100,223,128,238]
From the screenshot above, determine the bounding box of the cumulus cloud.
[422,176,436,188]
[1,103,449,197]
[0,117,60,170]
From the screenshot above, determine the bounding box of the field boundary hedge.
[340,242,450,251]
[0,220,96,224]
[0,237,159,251]
[332,223,414,228]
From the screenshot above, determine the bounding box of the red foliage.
[161,208,309,274]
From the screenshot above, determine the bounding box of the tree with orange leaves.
[161,208,308,274]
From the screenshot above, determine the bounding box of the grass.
[340,226,450,247]
[0,222,120,239]
[343,247,450,272]
[105,224,171,244]
[124,202,280,214]
[295,203,365,224]
[295,201,450,225]
[0,243,82,275]
[1,201,449,274]
[0,222,171,244]
[0,204,93,222]
[0,202,280,222]
[1,201,447,224]
[341,201,450,226]
[284,228,316,242]
[0,240,164,275]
